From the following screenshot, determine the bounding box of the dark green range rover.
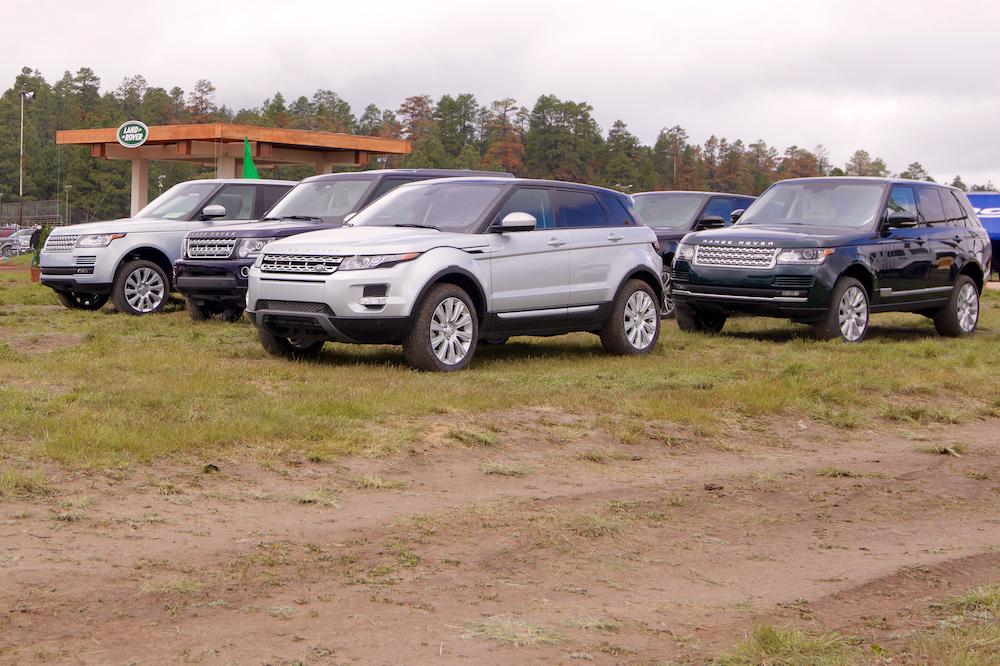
[669,177,992,342]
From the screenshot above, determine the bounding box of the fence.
[0,201,94,227]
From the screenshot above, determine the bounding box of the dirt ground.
[2,406,999,666]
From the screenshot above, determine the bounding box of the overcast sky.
[5,0,999,187]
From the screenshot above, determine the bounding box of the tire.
[0,244,13,258]
[111,260,168,315]
[661,269,675,318]
[933,275,979,337]
[257,329,325,358]
[186,298,244,323]
[813,277,868,342]
[56,291,109,311]
[675,307,727,334]
[403,283,478,372]
[600,279,660,355]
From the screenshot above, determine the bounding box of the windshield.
[633,194,706,228]
[265,178,374,222]
[135,182,218,219]
[350,182,506,233]
[739,181,885,228]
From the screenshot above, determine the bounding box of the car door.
[487,187,570,321]
[918,186,964,292]
[874,185,932,305]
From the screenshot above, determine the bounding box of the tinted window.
[704,198,735,225]
[496,188,555,229]
[741,182,883,228]
[371,178,414,201]
[916,187,947,226]
[600,195,636,227]
[136,182,217,219]
[633,194,704,228]
[557,190,609,228]
[940,190,969,227]
[262,185,291,213]
[207,184,256,220]
[888,186,918,218]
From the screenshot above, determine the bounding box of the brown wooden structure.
[56,124,411,215]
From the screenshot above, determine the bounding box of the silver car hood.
[48,217,187,235]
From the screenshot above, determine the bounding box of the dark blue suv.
[670,177,991,342]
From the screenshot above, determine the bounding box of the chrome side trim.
[673,288,808,303]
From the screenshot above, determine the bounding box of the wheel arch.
[958,260,985,293]
[416,268,488,326]
[840,264,874,299]
[118,248,174,290]
[622,266,664,306]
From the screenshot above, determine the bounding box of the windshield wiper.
[282,215,324,222]
[393,223,440,230]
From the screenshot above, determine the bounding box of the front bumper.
[39,251,114,293]
[174,259,252,305]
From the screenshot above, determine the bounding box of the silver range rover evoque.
[245,177,664,371]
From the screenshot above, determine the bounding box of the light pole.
[157,174,166,197]
[64,185,72,225]
[19,90,34,229]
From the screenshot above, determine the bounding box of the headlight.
[180,238,188,257]
[77,233,125,248]
[339,252,420,271]
[237,237,277,259]
[675,242,696,263]
[776,248,835,265]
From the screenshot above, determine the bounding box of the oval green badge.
[117,120,149,148]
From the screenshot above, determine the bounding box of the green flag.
[243,137,259,179]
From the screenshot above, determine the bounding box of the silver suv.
[39,179,293,314]
[246,178,663,371]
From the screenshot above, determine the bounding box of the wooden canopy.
[56,123,411,215]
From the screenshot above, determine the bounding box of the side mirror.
[201,204,227,220]
[496,211,537,232]
[886,210,919,228]
[695,214,726,230]
[731,208,746,223]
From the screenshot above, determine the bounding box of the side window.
[887,186,919,220]
[703,198,735,225]
[916,187,947,226]
[261,185,291,215]
[556,190,609,228]
[495,188,554,229]
[206,185,256,220]
[941,190,969,228]
[599,195,636,226]
[371,178,414,201]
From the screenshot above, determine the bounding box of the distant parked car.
[14,228,34,254]
[632,191,756,316]
[175,169,511,322]
[39,179,294,314]
[965,192,1000,274]
[670,177,991,341]
[245,177,663,371]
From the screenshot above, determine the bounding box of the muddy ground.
[2,407,998,665]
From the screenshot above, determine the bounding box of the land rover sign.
[117,120,149,148]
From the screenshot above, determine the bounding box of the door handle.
[547,238,567,247]
[607,233,624,242]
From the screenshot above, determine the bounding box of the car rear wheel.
[186,298,244,323]
[257,329,325,358]
[600,279,660,355]
[814,277,868,342]
[661,270,675,318]
[111,260,168,315]
[675,307,726,334]
[933,275,979,337]
[403,283,478,372]
[56,291,109,311]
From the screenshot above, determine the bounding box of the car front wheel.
[675,307,726,334]
[257,329,325,358]
[600,279,660,355]
[933,275,979,337]
[186,298,244,323]
[56,291,109,311]
[403,283,478,372]
[814,277,868,342]
[111,260,168,315]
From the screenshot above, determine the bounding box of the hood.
[188,218,343,239]
[264,226,486,255]
[48,217,188,235]
[685,223,877,248]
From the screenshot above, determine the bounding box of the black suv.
[670,177,992,341]
[174,169,511,321]
[633,191,756,316]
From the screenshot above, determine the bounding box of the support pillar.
[130,159,149,216]
[217,156,237,179]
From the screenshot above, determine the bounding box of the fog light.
[240,266,250,278]
[358,296,388,306]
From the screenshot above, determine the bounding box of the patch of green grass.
[816,467,891,479]
[715,622,862,666]
[0,468,56,499]
[447,428,502,448]
[576,447,628,464]
[353,474,406,490]
[915,442,968,456]
[480,461,530,477]
[289,489,341,507]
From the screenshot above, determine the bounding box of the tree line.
[1,66,994,223]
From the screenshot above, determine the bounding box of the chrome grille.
[75,256,97,266]
[772,276,813,288]
[261,254,343,274]
[255,300,334,315]
[694,245,779,269]
[43,235,79,252]
[187,237,237,259]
